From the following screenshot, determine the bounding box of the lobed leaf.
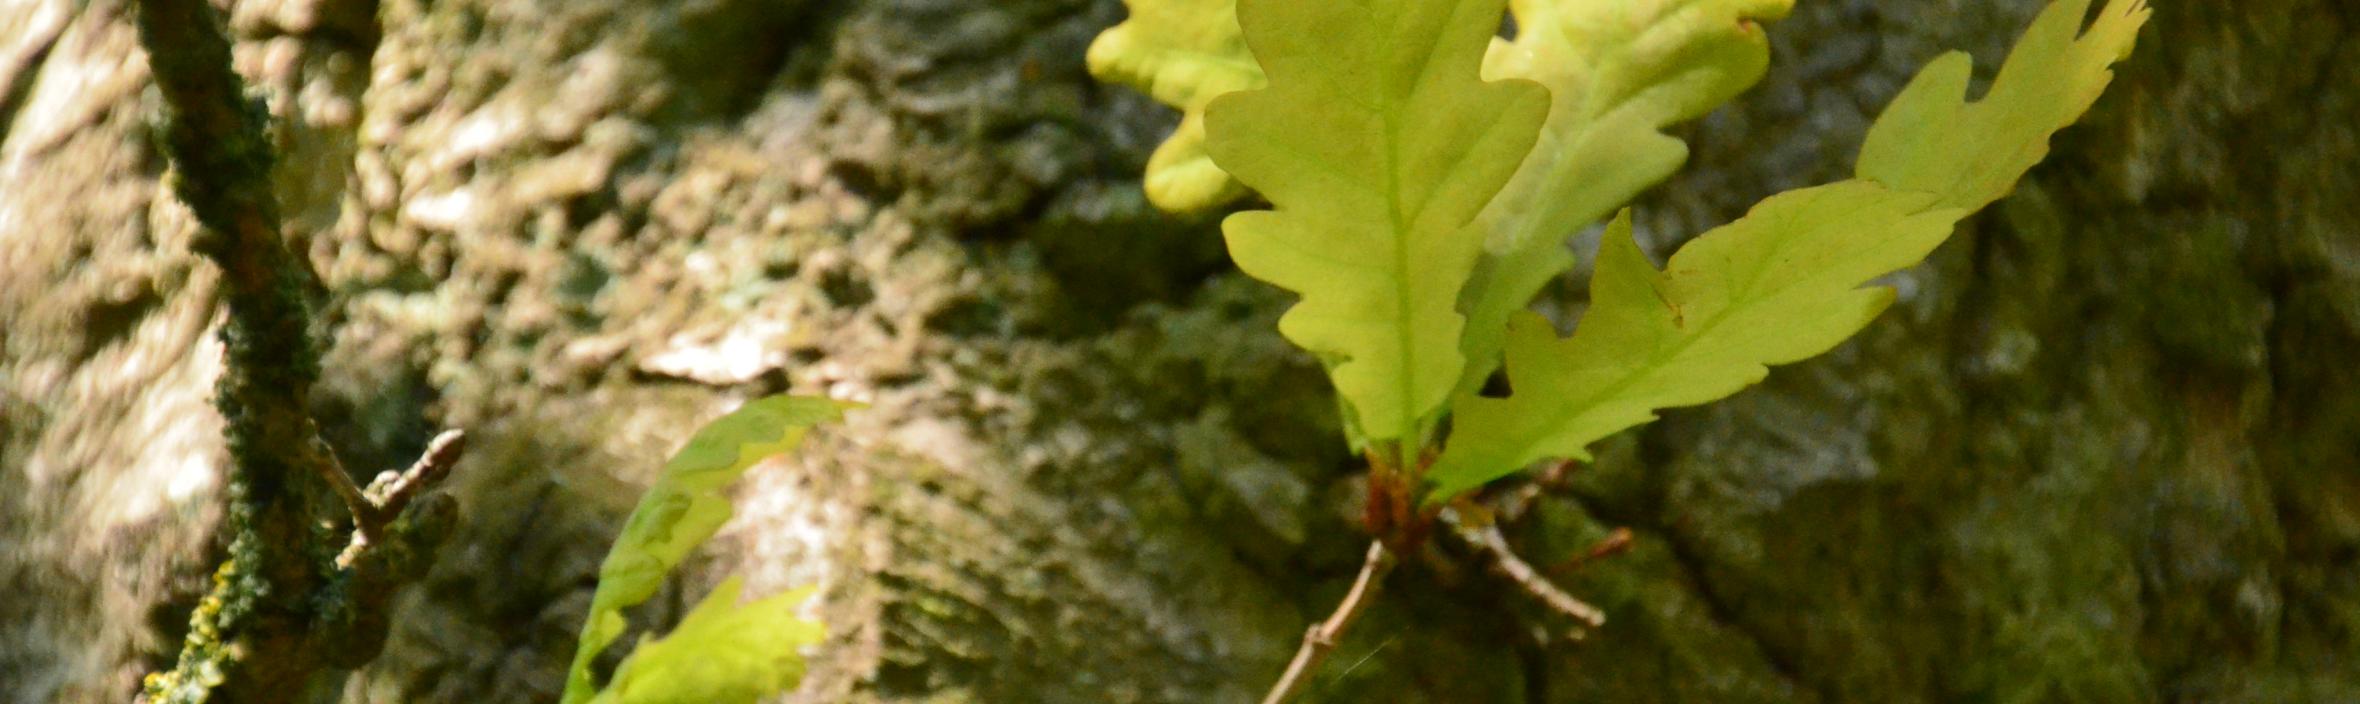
[1086,0,1263,212]
[1430,0,2149,498]
[1456,0,1795,401]
[1204,0,1548,444]
[1433,192,1957,498]
[1858,0,2151,211]
[563,394,850,704]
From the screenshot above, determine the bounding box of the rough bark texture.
[1,1,2353,703]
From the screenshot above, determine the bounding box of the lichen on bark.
[131,0,461,699]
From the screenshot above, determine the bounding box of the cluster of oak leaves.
[560,0,2148,701]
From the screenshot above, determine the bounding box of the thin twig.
[1548,527,1635,577]
[1445,510,1606,634]
[339,430,468,567]
[368,429,466,517]
[1262,541,1394,704]
[304,427,381,542]
[1495,458,1579,522]
[318,427,469,549]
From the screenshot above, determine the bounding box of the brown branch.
[367,428,467,516]
[1548,527,1635,577]
[303,424,380,541]
[1262,541,1395,704]
[1494,458,1580,523]
[1445,510,1606,637]
[341,429,468,565]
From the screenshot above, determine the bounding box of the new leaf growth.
[1096,0,2149,506]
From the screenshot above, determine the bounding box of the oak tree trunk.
[2,0,2353,701]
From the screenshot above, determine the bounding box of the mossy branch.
[131,0,462,700]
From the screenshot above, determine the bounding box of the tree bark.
[2,0,2354,702]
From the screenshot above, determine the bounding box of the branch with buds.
[132,0,466,699]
